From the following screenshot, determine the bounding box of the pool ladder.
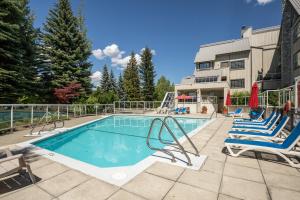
[146,116,199,166]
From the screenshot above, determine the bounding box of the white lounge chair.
[0,148,36,184]
[225,122,300,168]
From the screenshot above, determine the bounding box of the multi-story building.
[175,0,300,114]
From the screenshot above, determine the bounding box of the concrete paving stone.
[29,158,53,170]
[259,160,300,177]
[220,176,269,200]
[201,159,224,174]
[58,178,118,200]
[123,172,174,200]
[202,151,226,163]
[0,185,53,200]
[218,194,242,200]
[226,156,259,169]
[33,162,69,181]
[164,182,218,200]
[263,171,300,192]
[223,163,264,183]
[38,170,89,196]
[269,187,300,200]
[178,169,222,193]
[108,189,146,200]
[145,162,184,181]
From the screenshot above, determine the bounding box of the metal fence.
[113,101,162,113]
[0,104,114,132]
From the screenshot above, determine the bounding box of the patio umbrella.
[176,94,192,107]
[249,82,259,109]
[225,90,232,106]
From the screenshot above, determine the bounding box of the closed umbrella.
[225,90,232,106]
[249,82,259,109]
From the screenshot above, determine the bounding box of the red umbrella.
[225,90,232,106]
[176,94,192,106]
[249,82,259,109]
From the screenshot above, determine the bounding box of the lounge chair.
[161,107,168,114]
[231,113,280,132]
[0,148,36,184]
[180,107,187,114]
[234,111,274,125]
[234,109,265,123]
[175,107,181,114]
[228,116,289,141]
[228,108,243,117]
[156,107,162,114]
[225,122,300,168]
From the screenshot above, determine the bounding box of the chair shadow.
[0,171,41,195]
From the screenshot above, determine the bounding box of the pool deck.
[1,116,300,200]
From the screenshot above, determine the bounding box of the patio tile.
[220,176,269,200]
[145,162,184,181]
[223,163,264,183]
[33,162,69,181]
[164,182,218,200]
[123,172,174,200]
[178,169,222,193]
[263,171,300,192]
[269,187,300,200]
[259,160,300,177]
[108,189,146,200]
[218,194,242,200]
[28,158,53,170]
[202,151,226,163]
[201,159,224,174]
[0,185,53,200]
[59,179,118,200]
[226,156,259,169]
[38,170,89,196]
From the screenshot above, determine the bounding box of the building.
[175,0,300,114]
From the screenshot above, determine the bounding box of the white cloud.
[90,71,102,87]
[92,44,155,69]
[245,0,274,5]
[92,49,105,60]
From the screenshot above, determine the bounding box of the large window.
[293,21,300,41]
[294,51,300,70]
[230,60,245,70]
[195,76,218,83]
[230,79,245,88]
[196,62,211,70]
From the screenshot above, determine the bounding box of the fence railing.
[0,104,114,132]
[113,101,162,113]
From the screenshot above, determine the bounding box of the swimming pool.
[33,115,209,168]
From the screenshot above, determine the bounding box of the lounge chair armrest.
[0,154,23,164]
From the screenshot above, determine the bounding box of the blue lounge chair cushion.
[225,138,283,149]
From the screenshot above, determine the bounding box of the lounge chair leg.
[26,164,36,183]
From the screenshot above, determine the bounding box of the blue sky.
[29,0,282,85]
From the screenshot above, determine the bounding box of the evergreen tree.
[43,0,91,96]
[139,47,155,101]
[108,69,117,92]
[0,0,23,102]
[154,76,174,101]
[117,73,126,100]
[100,65,110,92]
[123,52,140,101]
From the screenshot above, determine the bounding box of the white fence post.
[57,105,60,120]
[31,105,34,124]
[66,105,69,119]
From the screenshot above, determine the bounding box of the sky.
[29,0,282,86]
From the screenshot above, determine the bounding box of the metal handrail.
[158,116,199,156]
[30,111,64,135]
[147,117,194,166]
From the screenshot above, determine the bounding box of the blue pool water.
[33,115,209,167]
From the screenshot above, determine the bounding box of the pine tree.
[139,47,155,101]
[0,0,23,102]
[123,52,140,101]
[154,76,174,101]
[108,69,117,92]
[117,73,126,100]
[43,0,91,96]
[100,65,110,92]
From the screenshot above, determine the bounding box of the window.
[221,76,227,81]
[195,76,218,83]
[230,79,245,88]
[294,51,300,70]
[230,60,245,70]
[221,61,229,68]
[293,21,300,41]
[196,62,211,70]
